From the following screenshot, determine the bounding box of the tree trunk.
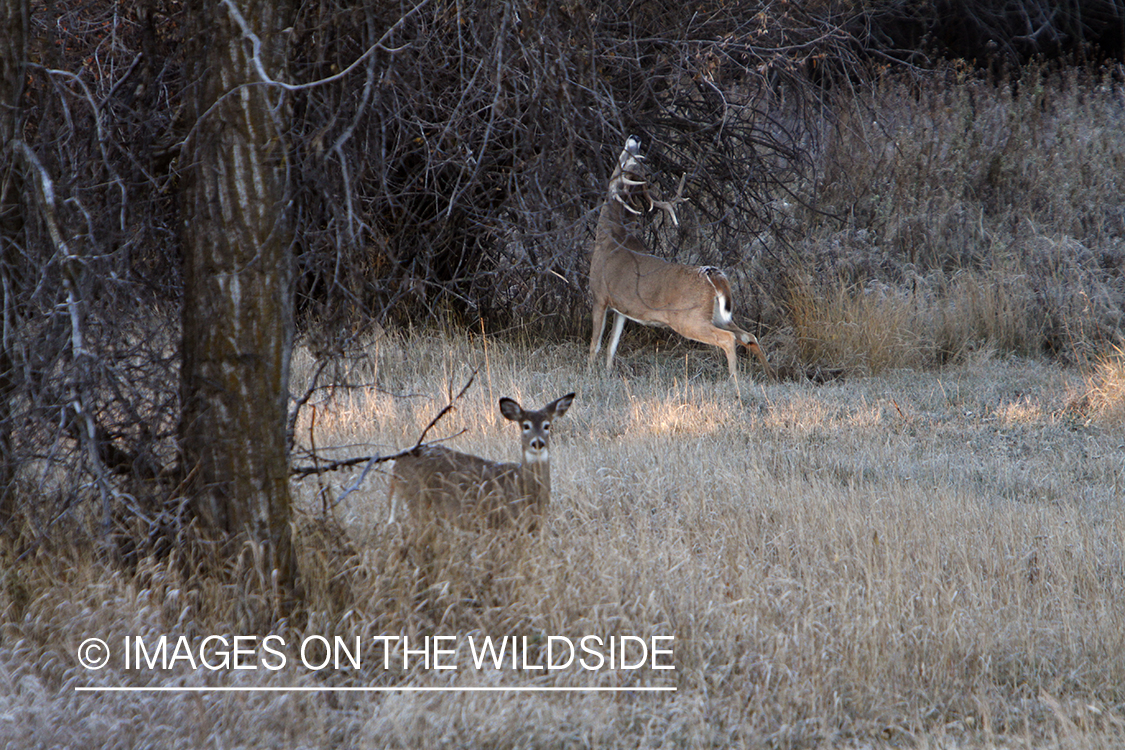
[0,0,28,530]
[179,0,298,600]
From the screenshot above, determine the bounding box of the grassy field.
[4,62,1124,750]
[6,330,1123,748]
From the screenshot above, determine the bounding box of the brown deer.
[588,136,773,380]
[387,393,575,530]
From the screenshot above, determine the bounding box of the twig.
[221,0,431,92]
[179,0,433,158]
[290,368,479,479]
[287,356,330,452]
[13,140,136,535]
[291,451,394,479]
[413,368,477,448]
[99,52,144,111]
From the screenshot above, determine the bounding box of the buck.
[386,393,575,530]
[588,136,773,380]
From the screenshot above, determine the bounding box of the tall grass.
[5,332,1123,747]
[750,64,1125,374]
[1069,345,1125,426]
[4,60,1125,750]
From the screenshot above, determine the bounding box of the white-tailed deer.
[387,393,575,530]
[588,136,773,380]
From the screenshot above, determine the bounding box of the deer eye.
[522,421,532,432]
[543,422,550,431]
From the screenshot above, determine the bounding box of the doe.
[387,393,575,530]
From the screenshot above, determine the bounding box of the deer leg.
[386,476,400,525]
[708,328,741,379]
[730,327,775,380]
[725,340,739,378]
[605,312,627,372]
[742,337,775,380]
[713,331,739,379]
[589,302,608,362]
[667,321,741,379]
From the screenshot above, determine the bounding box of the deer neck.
[594,191,637,253]
[518,451,551,508]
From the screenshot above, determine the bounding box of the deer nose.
[529,437,546,451]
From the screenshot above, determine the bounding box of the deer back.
[391,445,530,527]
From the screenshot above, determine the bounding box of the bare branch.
[414,369,477,449]
[290,368,478,480]
[221,0,432,92]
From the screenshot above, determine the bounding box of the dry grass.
[1068,345,1125,426]
[5,331,1124,747]
[788,275,928,373]
[3,60,1125,750]
[746,65,1125,375]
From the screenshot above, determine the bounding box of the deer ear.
[499,398,523,422]
[548,393,576,419]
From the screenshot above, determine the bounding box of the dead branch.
[289,368,478,479]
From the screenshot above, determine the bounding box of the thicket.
[2,0,1124,546]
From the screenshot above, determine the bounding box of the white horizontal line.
[76,686,676,693]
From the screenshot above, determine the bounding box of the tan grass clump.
[788,274,927,373]
[1068,345,1125,425]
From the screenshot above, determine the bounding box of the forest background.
[2,0,1125,746]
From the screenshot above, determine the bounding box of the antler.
[612,136,684,222]
[616,196,643,215]
[613,181,643,215]
[645,173,686,227]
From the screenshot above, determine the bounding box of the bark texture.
[179,0,298,591]
[0,0,27,528]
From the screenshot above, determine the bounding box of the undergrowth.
[4,333,1123,747]
[737,63,1125,374]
